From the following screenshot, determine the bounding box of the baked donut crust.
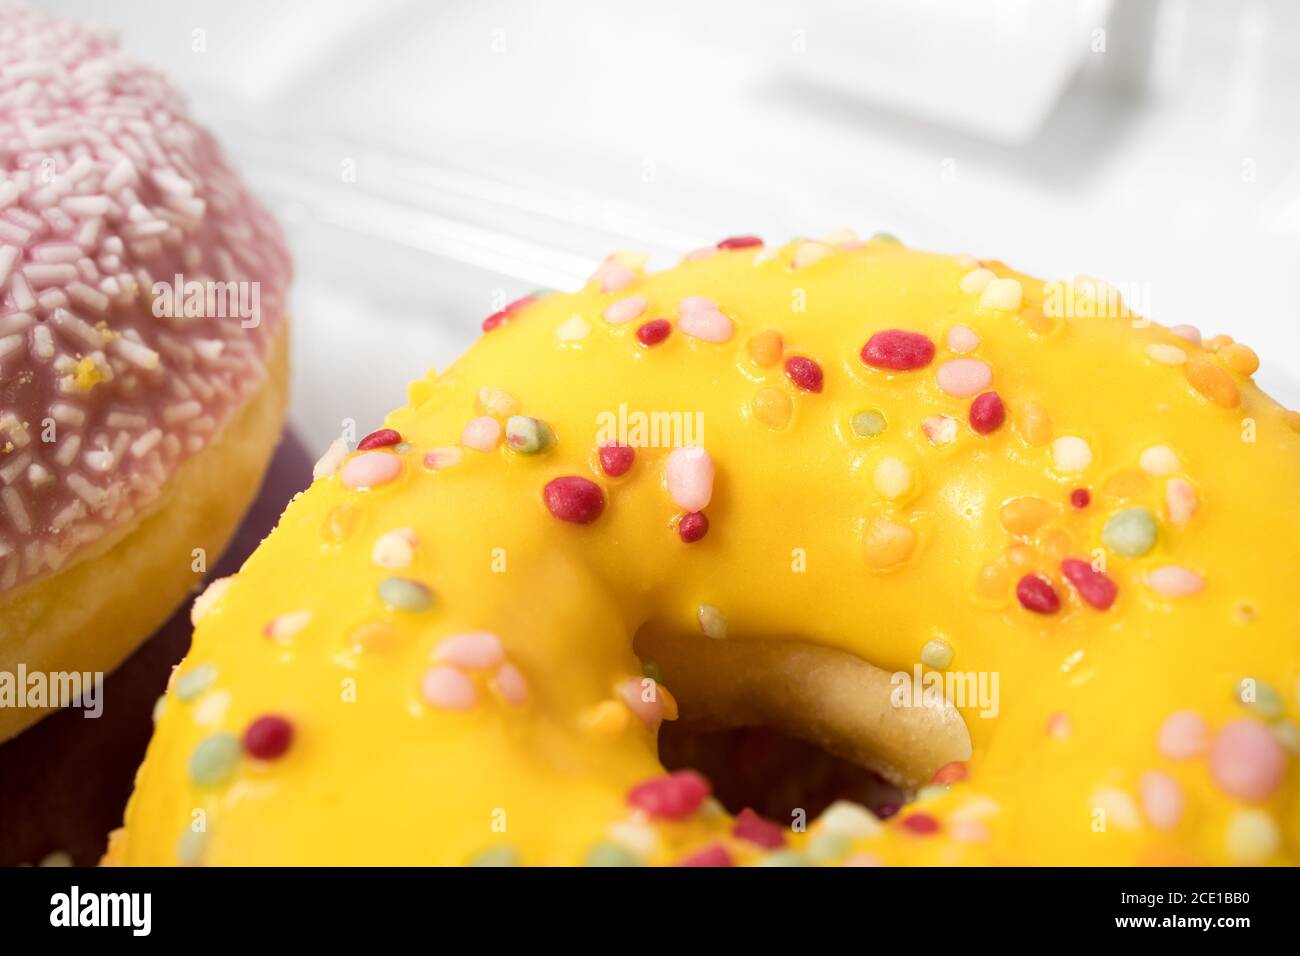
[0,324,289,741]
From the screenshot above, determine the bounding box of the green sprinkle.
[850,409,887,438]
[176,828,209,866]
[915,784,949,803]
[641,661,663,683]
[1101,507,1158,558]
[584,842,642,867]
[377,576,433,611]
[174,663,217,701]
[871,232,901,243]
[188,733,240,787]
[758,850,810,867]
[805,832,850,864]
[394,442,414,455]
[1273,721,1300,754]
[504,415,554,455]
[526,289,554,300]
[469,846,520,867]
[921,639,953,670]
[1239,679,1283,719]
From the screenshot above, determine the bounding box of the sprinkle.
[1051,436,1093,473]
[733,807,786,848]
[371,528,417,570]
[585,842,642,867]
[421,666,477,711]
[932,761,968,785]
[862,516,917,570]
[698,603,727,639]
[790,240,833,269]
[175,664,217,701]
[947,325,980,353]
[922,415,958,445]
[817,800,882,838]
[805,833,850,863]
[618,678,664,731]
[1070,488,1091,509]
[958,268,994,293]
[665,446,714,511]
[1184,357,1239,407]
[191,576,234,626]
[434,632,505,670]
[1240,681,1282,719]
[1015,401,1052,446]
[604,295,647,325]
[1016,574,1060,614]
[263,610,312,642]
[969,391,1005,434]
[189,733,240,786]
[477,387,520,418]
[322,505,359,544]
[1169,324,1202,345]
[1147,565,1205,598]
[900,813,940,835]
[555,316,591,342]
[468,846,520,867]
[1092,787,1141,830]
[1164,478,1197,525]
[594,260,636,293]
[784,355,823,392]
[717,235,763,249]
[628,770,711,820]
[747,330,783,366]
[978,277,1022,311]
[1137,771,1183,831]
[357,428,401,451]
[583,700,630,735]
[752,388,793,428]
[607,820,659,857]
[920,639,953,669]
[861,329,935,370]
[176,829,209,866]
[492,662,530,706]
[544,476,606,524]
[999,496,1053,537]
[936,358,993,398]
[348,622,397,654]
[635,318,671,346]
[1102,507,1158,558]
[1225,810,1280,864]
[851,409,887,438]
[312,438,349,480]
[1219,343,1260,376]
[461,416,503,451]
[1210,719,1285,801]
[678,511,709,543]
[505,415,554,454]
[676,844,733,867]
[243,714,294,760]
[598,443,635,477]
[1061,558,1118,611]
[872,457,912,499]
[1139,445,1179,475]
[1145,343,1187,366]
[422,447,463,470]
[1206,334,1234,352]
[342,450,403,491]
[677,296,733,343]
[1046,711,1072,740]
[1157,711,1208,759]
[377,576,434,611]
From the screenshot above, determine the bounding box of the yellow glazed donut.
[108,233,1299,866]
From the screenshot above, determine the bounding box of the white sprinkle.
[959,268,994,294]
[130,428,162,458]
[1146,344,1187,366]
[1139,445,1179,476]
[110,335,161,370]
[978,277,1023,312]
[1052,436,1093,473]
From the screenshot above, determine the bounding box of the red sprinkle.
[861,330,936,371]
[1060,558,1118,611]
[627,770,711,820]
[932,761,968,785]
[481,295,535,333]
[784,356,824,392]
[900,813,941,836]
[1070,488,1091,509]
[716,235,764,250]
[636,318,672,347]
[874,802,901,820]
[1016,573,1061,614]
[543,476,605,525]
[243,714,294,760]
[678,511,709,543]
[598,443,636,477]
[357,428,401,451]
[676,843,734,867]
[969,392,1005,434]
[732,807,786,848]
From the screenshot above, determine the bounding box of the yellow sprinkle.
[792,241,834,269]
[958,268,994,294]
[862,516,917,570]
[1041,528,1072,565]
[1103,468,1150,499]
[1014,400,1052,447]
[659,685,679,721]
[72,356,104,391]
[976,561,1011,600]
[1145,344,1187,366]
[751,388,792,429]
[322,503,360,544]
[999,496,1054,538]
[1184,357,1239,408]
[1205,333,1234,352]
[1218,343,1259,377]
[978,277,1023,312]
[872,457,912,499]
[476,387,520,419]
[747,330,783,367]
[1224,809,1279,864]
[555,316,592,342]
[583,700,630,735]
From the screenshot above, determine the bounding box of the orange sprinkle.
[747,330,783,367]
[999,496,1054,538]
[659,685,679,721]
[1103,468,1150,500]
[1014,400,1052,446]
[1218,343,1259,377]
[1284,410,1300,433]
[752,387,793,428]
[1005,542,1036,571]
[862,516,917,570]
[583,700,630,735]
[1184,357,1240,408]
[976,561,1011,599]
[348,621,397,654]
[1041,528,1072,565]
[1205,334,1234,352]
[1019,305,1053,334]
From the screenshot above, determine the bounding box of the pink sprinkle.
[598,443,636,477]
[676,843,733,867]
[947,325,980,353]
[1061,558,1118,611]
[543,476,605,524]
[1147,565,1205,598]
[861,329,935,371]
[717,235,763,250]
[604,294,647,325]
[628,770,711,820]
[1210,719,1285,801]
[341,451,402,490]
[677,296,734,343]
[844,853,884,867]
[435,631,505,671]
[784,356,824,392]
[636,318,671,347]
[357,428,401,450]
[1139,771,1184,831]
[1165,478,1198,526]
[618,678,664,731]
[936,357,993,398]
[733,807,786,848]
[1169,324,1202,346]
[932,761,968,785]
[683,246,717,262]
[1016,573,1060,614]
[1070,488,1091,509]
[493,661,530,707]
[665,446,714,512]
[422,447,463,470]
[969,391,1005,434]
[1046,711,1072,740]
[678,511,709,543]
[420,666,477,711]
[1157,710,1208,760]
[950,820,990,843]
[461,416,502,452]
[594,261,636,294]
[900,813,940,836]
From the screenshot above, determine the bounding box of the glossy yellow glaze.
[108,237,1300,866]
